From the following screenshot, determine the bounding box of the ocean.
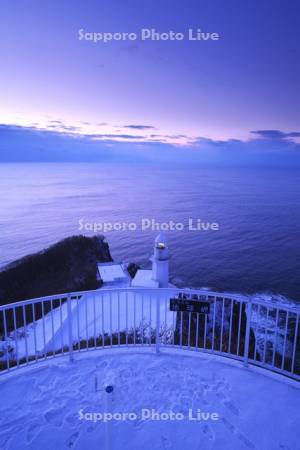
[0,163,299,301]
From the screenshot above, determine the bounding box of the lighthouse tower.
[151,234,170,287]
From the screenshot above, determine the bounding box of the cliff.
[0,235,112,305]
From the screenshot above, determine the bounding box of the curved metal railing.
[0,287,299,381]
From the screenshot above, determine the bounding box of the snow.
[0,349,299,450]
[1,288,297,368]
[1,291,173,360]
[97,263,130,286]
[132,270,159,288]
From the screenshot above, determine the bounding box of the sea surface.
[0,163,299,301]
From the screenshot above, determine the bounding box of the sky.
[0,0,300,164]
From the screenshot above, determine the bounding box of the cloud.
[48,120,64,125]
[166,134,189,139]
[0,124,144,162]
[47,124,80,132]
[251,129,300,139]
[90,133,146,140]
[1,123,300,167]
[123,124,156,130]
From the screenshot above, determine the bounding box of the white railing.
[0,287,299,381]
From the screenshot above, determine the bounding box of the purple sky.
[0,0,300,163]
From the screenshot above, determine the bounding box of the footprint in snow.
[201,396,211,407]
[201,423,215,441]
[216,391,226,400]
[133,418,149,429]
[26,423,41,444]
[86,424,96,433]
[221,417,236,434]
[64,413,80,428]
[161,435,172,449]
[67,374,81,385]
[222,399,240,416]
[1,416,28,433]
[179,396,191,413]
[216,391,240,416]
[0,433,12,450]
[221,418,255,449]
[236,432,256,449]
[66,431,80,448]
[96,360,109,369]
[44,408,64,427]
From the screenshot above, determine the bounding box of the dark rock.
[127,263,140,279]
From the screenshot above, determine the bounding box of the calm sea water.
[0,163,299,301]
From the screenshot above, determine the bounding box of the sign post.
[170,298,210,314]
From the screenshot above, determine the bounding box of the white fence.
[0,288,299,381]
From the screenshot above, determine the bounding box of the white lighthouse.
[151,234,170,287]
[131,234,170,288]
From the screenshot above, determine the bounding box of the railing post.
[244,299,252,367]
[67,294,74,362]
[156,294,160,354]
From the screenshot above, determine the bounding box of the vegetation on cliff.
[0,235,112,306]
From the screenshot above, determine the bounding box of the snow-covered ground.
[0,349,299,450]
